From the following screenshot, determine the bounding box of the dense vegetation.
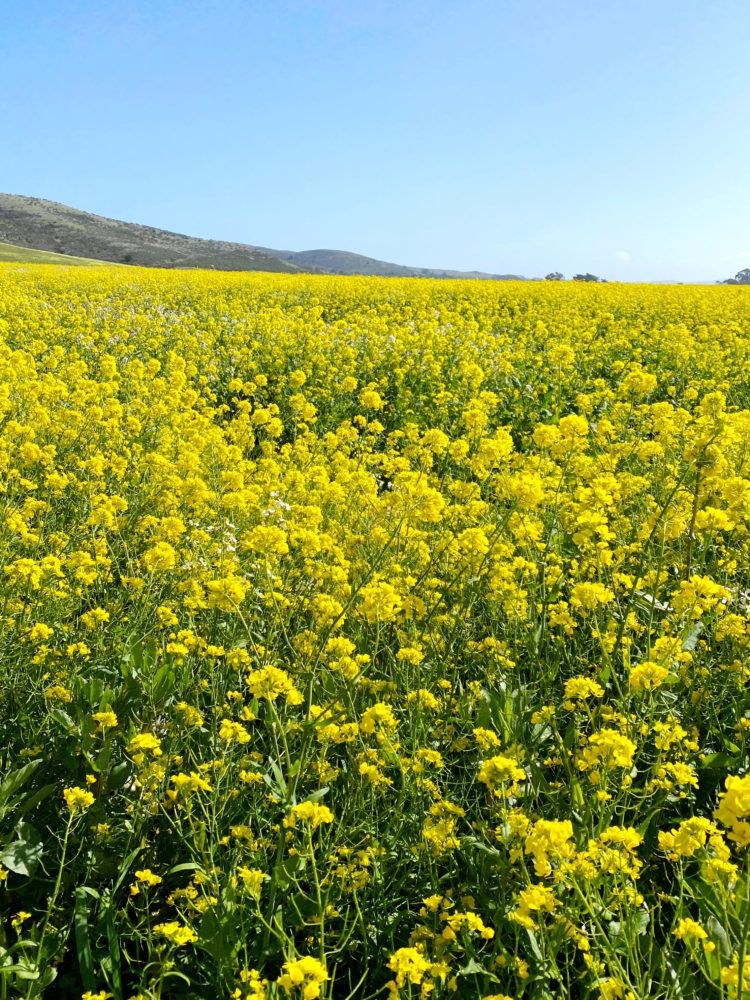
[1,267,750,999]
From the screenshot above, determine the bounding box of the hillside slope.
[0,194,524,279]
[0,195,299,272]
[0,240,106,265]
[268,247,523,280]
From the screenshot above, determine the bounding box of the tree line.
[545,272,606,282]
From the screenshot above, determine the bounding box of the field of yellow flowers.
[1,266,750,999]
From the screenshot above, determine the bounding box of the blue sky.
[2,0,749,281]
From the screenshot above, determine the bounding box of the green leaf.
[273,854,307,890]
[112,848,142,896]
[197,908,237,963]
[304,786,329,803]
[0,823,43,876]
[49,708,77,734]
[457,957,486,976]
[103,902,123,1000]
[463,835,501,857]
[525,929,545,962]
[706,916,731,961]
[167,862,202,877]
[0,760,42,815]
[106,762,131,791]
[681,621,704,652]
[151,662,175,703]
[700,752,735,769]
[263,759,287,799]
[123,635,157,674]
[14,783,56,820]
[74,888,95,991]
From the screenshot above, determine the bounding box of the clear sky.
[2,0,749,281]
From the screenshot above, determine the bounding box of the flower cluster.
[2,267,750,997]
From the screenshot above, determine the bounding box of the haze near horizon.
[2,0,749,282]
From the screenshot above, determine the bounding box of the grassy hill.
[0,239,106,266]
[0,195,299,272]
[0,194,525,279]
[268,247,523,280]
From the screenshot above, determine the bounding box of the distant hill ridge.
[0,194,524,279]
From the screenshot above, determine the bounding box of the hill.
[0,194,523,279]
[0,239,106,266]
[267,247,523,280]
[0,195,299,272]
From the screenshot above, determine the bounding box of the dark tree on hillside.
[724,268,750,285]
[545,272,564,280]
[572,272,606,282]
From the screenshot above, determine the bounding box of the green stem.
[306,827,326,967]
[29,813,74,998]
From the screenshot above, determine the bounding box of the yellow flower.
[206,574,249,610]
[473,727,501,751]
[509,883,558,929]
[284,801,334,830]
[234,969,269,1000]
[406,688,440,711]
[715,775,750,847]
[599,826,642,851]
[358,580,402,623]
[133,869,162,887]
[27,622,54,643]
[63,786,95,813]
[245,666,304,705]
[277,955,328,997]
[170,771,213,795]
[142,541,179,573]
[387,947,430,988]
[91,710,118,731]
[673,917,714,951]
[359,702,397,736]
[563,676,604,704]
[658,817,730,863]
[629,661,669,691]
[237,867,266,897]
[127,733,162,756]
[80,608,110,630]
[578,730,636,772]
[10,256,750,1000]
[153,921,198,946]
[598,981,629,1000]
[219,719,251,745]
[174,701,204,726]
[156,604,179,627]
[359,388,384,410]
[45,684,72,703]
[524,819,575,876]
[444,910,494,939]
[477,754,525,796]
[721,953,750,996]
[570,582,615,612]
